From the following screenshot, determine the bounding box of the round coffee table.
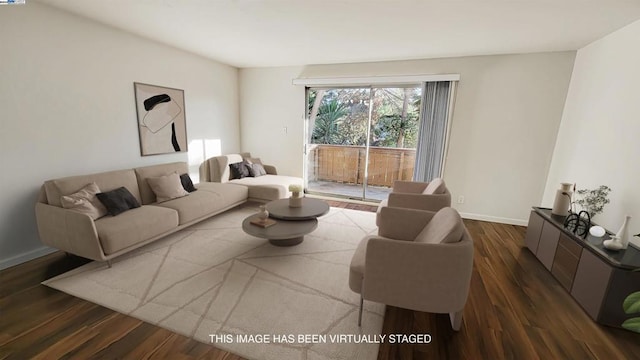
[242,215,317,246]
[242,198,330,246]
[265,198,330,220]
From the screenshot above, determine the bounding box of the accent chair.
[376,178,451,226]
[350,206,474,330]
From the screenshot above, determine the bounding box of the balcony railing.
[308,144,416,188]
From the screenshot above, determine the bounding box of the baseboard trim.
[0,246,57,271]
[459,212,528,226]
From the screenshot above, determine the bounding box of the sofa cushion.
[44,169,141,207]
[415,208,464,244]
[422,178,446,195]
[60,182,108,220]
[95,205,178,255]
[134,162,189,205]
[147,172,189,202]
[97,187,141,216]
[155,190,220,225]
[230,174,303,201]
[195,182,249,202]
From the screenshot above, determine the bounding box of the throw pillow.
[245,157,263,165]
[96,187,141,216]
[415,208,464,244]
[247,163,267,177]
[229,162,250,179]
[423,178,446,194]
[179,173,197,193]
[60,182,108,220]
[147,172,190,202]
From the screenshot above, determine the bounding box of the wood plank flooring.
[1,203,639,359]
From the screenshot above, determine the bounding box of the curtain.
[413,81,452,182]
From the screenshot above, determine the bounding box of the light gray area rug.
[43,205,385,360]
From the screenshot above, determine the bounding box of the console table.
[525,207,640,329]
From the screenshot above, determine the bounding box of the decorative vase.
[289,192,302,208]
[258,205,269,220]
[552,183,573,216]
[603,236,624,251]
[615,215,631,250]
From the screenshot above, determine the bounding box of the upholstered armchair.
[376,178,451,226]
[350,206,474,330]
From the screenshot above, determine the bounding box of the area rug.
[43,204,385,360]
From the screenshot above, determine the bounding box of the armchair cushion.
[415,207,465,244]
[422,178,446,194]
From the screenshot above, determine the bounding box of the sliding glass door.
[305,86,422,201]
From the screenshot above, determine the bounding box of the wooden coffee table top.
[265,198,330,220]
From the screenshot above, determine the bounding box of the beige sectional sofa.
[35,162,248,265]
[199,153,303,202]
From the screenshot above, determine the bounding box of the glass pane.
[365,87,422,201]
[306,88,370,199]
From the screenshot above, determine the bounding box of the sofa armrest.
[392,180,429,193]
[35,203,106,261]
[387,192,451,212]
[263,165,277,175]
[363,235,474,313]
[378,207,435,240]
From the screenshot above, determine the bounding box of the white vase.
[289,192,302,208]
[603,236,624,251]
[615,215,631,250]
[551,183,573,216]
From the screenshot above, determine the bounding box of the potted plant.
[573,185,611,218]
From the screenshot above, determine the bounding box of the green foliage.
[622,289,640,333]
[573,185,611,218]
[623,291,640,314]
[309,88,421,148]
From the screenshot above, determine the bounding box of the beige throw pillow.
[60,182,108,220]
[147,172,189,203]
[415,208,464,244]
[423,178,446,194]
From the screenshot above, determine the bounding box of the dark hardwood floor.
[1,202,639,359]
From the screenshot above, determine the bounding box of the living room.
[1,1,639,359]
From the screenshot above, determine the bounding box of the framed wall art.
[134,82,188,156]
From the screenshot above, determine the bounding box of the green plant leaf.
[623,292,640,314]
[622,317,640,333]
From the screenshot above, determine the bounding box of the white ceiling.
[38,0,640,68]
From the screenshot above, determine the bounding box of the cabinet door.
[551,234,582,291]
[524,211,545,253]
[571,250,613,320]
[536,222,560,271]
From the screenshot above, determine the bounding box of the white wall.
[543,19,640,247]
[240,53,575,225]
[239,66,305,176]
[0,3,240,269]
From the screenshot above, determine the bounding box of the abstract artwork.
[134,82,187,156]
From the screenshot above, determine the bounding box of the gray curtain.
[413,81,452,182]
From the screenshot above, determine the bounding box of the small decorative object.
[564,210,590,238]
[552,182,573,216]
[250,205,276,228]
[573,185,611,219]
[589,226,606,237]
[603,236,624,251]
[289,184,303,208]
[258,205,269,220]
[614,215,631,250]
